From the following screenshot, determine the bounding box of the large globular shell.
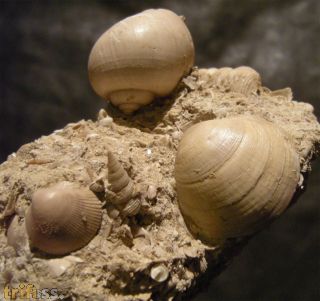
[174,116,300,243]
[209,66,262,96]
[107,151,134,205]
[25,182,102,255]
[88,8,195,114]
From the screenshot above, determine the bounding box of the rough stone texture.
[0,68,319,300]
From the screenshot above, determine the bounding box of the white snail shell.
[25,182,102,255]
[174,116,300,243]
[150,264,169,282]
[88,9,195,114]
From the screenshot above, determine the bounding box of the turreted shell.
[174,116,300,243]
[88,8,195,114]
[25,182,102,255]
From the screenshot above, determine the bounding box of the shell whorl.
[88,8,195,114]
[109,90,155,115]
[25,182,102,255]
[107,151,134,205]
[174,116,300,243]
[208,66,262,96]
[122,198,141,217]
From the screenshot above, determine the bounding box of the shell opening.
[109,90,155,114]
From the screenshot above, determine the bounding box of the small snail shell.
[174,116,300,243]
[89,177,105,193]
[121,198,141,217]
[107,151,134,205]
[150,264,169,282]
[210,66,261,96]
[88,8,195,114]
[25,182,102,255]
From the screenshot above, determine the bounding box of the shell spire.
[107,151,134,205]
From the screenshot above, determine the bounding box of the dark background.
[0,1,319,300]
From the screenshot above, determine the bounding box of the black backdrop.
[0,1,319,300]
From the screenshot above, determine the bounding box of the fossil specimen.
[105,151,141,219]
[88,8,194,114]
[206,66,262,96]
[0,7,319,301]
[106,151,135,205]
[25,181,102,255]
[175,116,301,243]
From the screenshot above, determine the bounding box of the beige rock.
[0,67,319,300]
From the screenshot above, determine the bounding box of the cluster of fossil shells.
[174,116,300,243]
[10,8,302,258]
[23,151,142,255]
[88,8,195,114]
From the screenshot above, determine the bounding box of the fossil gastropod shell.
[25,181,102,255]
[150,264,169,282]
[174,116,300,243]
[121,198,141,217]
[106,151,135,205]
[106,151,141,216]
[208,66,262,96]
[88,8,194,114]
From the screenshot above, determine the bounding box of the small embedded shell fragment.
[89,177,105,193]
[146,185,157,200]
[7,215,28,253]
[107,151,134,205]
[150,264,169,282]
[88,9,195,114]
[25,182,102,255]
[47,256,84,277]
[122,198,141,217]
[174,116,300,243]
[208,66,261,96]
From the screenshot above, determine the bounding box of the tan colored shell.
[208,66,261,96]
[25,181,102,255]
[122,198,141,217]
[174,116,300,243]
[107,151,134,205]
[89,177,105,193]
[88,8,195,114]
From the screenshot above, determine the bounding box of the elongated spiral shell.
[88,8,195,114]
[208,66,261,96]
[107,151,134,205]
[174,116,300,243]
[25,182,102,255]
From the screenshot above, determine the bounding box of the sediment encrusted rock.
[0,68,319,300]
